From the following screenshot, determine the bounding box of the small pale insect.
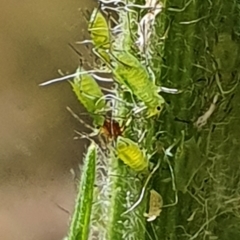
[116,136,148,172]
[110,50,165,117]
[70,67,106,126]
[144,189,163,222]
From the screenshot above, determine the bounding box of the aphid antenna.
[66,106,98,133]
[68,43,85,61]
[82,8,91,23]
[68,43,98,72]
[75,130,108,159]
[107,51,131,68]
[121,156,161,216]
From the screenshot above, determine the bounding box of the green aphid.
[111,51,165,117]
[116,136,149,172]
[88,8,111,64]
[70,67,106,126]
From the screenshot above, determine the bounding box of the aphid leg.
[96,93,135,108]
[66,106,99,135]
[74,130,108,154]
[121,157,161,215]
[133,105,147,115]
[101,7,119,26]
[91,47,111,67]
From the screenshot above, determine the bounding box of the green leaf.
[67,142,97,240]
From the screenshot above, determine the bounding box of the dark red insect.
[100,118,123,141]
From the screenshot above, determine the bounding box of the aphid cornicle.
[110,51,165,117]
[70,67,106,127]
[116,136,148,172]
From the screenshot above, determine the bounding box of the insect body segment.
[70,67,106,126]
[116,136,148,172]
[111,51,165,117]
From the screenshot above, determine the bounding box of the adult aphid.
[70,67,107,127]
[116,136,149,172]
[109,50,165,117]
[77,7,114,65]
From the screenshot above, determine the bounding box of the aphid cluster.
[40,0,170,225]
[76,3,165,170]
[41,1,168,170]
